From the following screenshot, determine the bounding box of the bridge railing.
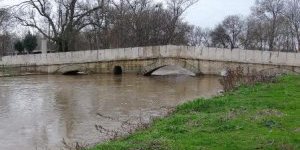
[1,45,300,67]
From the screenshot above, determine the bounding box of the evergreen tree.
[23,32,37,53]
[14,40,24,54]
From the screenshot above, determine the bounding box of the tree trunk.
[230,43,234,50]
[58,40,63,52]
[57,38,69,52]
[269,37,274,51]
[64,40,69,52]
[296,32,300,52]
[269,17,277,51]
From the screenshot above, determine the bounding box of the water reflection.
[0,74,222,150]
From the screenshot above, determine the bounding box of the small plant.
[220,66,277,92]
[263,120,279,129]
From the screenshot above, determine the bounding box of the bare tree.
[210,25,230,48]
[13,0,103,52]
[199,28,211,47]
[83,0,195,49]
[86,0,113,49]
[189,26,203,46]
[0,8,12,56]
[0,8,10,33]
[284,0,300,52]
[253,0,285,51]
[164,0,199,44]
[241,16,269,50]
[189,26,210,47]
[109,0,133,48]
[222,15,244,50]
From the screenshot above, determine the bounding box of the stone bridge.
[0,45,300,76]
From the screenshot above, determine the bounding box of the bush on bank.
[90,75,300,150]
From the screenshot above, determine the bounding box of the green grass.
[90,75,300,150]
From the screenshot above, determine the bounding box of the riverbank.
[90,75,300,150]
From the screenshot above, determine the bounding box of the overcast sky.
[0,0,256,28]
[184,0,256,28]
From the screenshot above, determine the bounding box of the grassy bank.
[91,75,300,150]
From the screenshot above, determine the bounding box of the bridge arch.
[141,59,201,76]
[113,66,123,75]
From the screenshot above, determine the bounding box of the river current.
[0,74,222,149]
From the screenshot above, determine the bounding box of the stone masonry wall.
[0,45,299,67]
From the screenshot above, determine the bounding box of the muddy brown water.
[0,74,222,150]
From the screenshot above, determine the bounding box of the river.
[0,74,222,150]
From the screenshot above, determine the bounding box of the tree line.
[0,0,299,56]
[190,0,300,52]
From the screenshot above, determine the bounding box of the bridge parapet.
[1,45,300,67]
